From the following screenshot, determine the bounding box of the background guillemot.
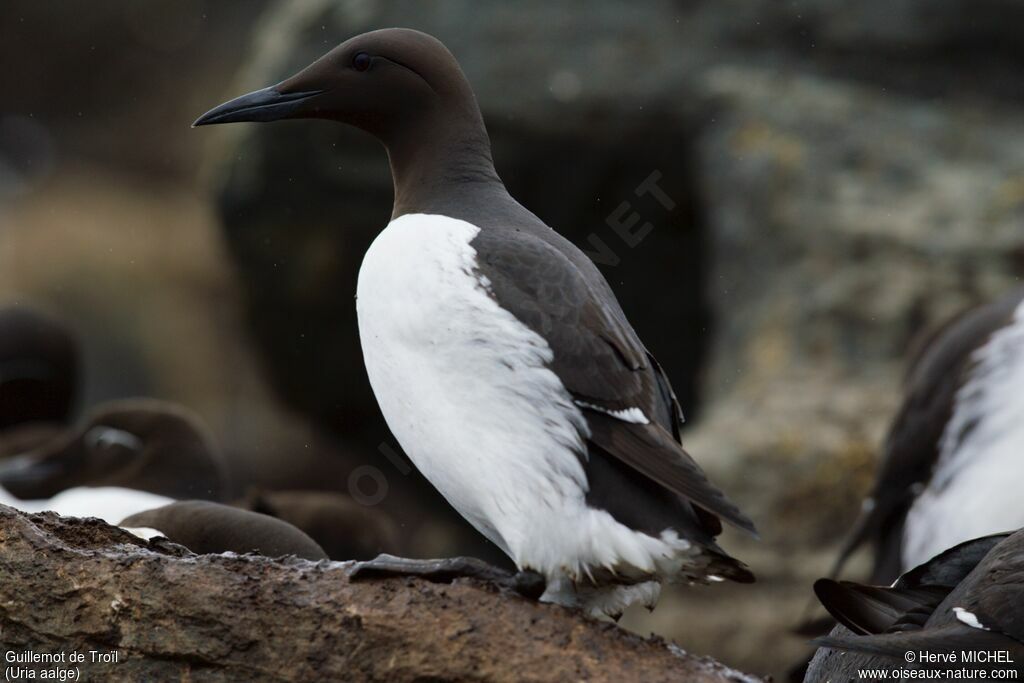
[120,500,329,561]
[0,398,227,523]
[0,398,227,502]
[831,287,1024,584]
[0,396,401,559]
[195,27,755,616]
[807,530,1024,680]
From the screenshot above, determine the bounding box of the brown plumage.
[121,500,327,561]
[0,398,227,501]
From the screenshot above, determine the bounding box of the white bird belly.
[902,299,1024,569]
[355,214,696,587]
[0,485,173,525]
[355,214,589,562]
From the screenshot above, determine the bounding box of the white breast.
[902,299,1024,570]
[356,214,585,559]
[0,485,173,525]
[355,214,689,583]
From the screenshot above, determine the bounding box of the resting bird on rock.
[807,530,1024,681]
[195,28,755,616]
[121,500,329,561]
[0,398,227,523]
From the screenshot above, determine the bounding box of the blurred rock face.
[0,0,269,182]
[207,0,1024,676]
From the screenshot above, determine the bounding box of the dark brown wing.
[960,531,1024,644]
[814,623,1017,660]
[814,579,947,635]
[472,226,756,536]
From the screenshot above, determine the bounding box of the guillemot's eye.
[352,52,372,72]
[85,426,143,455]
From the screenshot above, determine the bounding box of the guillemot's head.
[192,28,480,147]
[0,398,226,501]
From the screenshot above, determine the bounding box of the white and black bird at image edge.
[832,287,1024,584]
[194,27,756,616]
[807,530,1024,681]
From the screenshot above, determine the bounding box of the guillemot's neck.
[384,105,506,220]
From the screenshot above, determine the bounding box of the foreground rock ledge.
[0,505,760,682]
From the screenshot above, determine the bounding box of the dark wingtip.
[810,633,858,651]
[812,578,852,623]
[706,547,756,584]
[731,564,757,584]
[725,506,760,539]
[813,577,840,596]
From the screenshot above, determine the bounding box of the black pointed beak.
[192,87,325,127]
[0,453,64,491]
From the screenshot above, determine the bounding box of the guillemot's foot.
[347,554,546,600]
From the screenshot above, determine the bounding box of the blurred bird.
[238,489,400,560]
[832,288,1024,584]
[0,422,65,460]
[807,531,1024,681]
[0,306,79,449]
[0,398,226,523]
[120,500,328,561]
[0,398,400,559]
[195,28,755,616]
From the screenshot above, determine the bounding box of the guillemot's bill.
[121,500,328,561]
[0,398,227,504]
[807,531,1024,681]
[195,28,755,616]
[831,288,1024,584]
[0,306,79,431]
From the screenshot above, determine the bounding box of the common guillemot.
[0,398,227,523]
[807,531,1024,680]
[195,28,755,616]
[0,398,396,559]
[832,288,1024,584]
[120,500,329,561]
